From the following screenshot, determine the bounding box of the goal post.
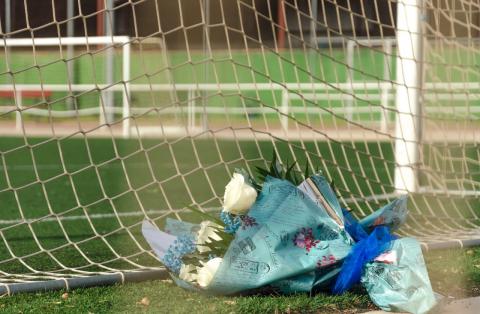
[394,0,424,194]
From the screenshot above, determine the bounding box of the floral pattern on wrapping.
[160,235,196,274]
[317,254,337,268]
[241,215,258,230]
[220,211,242,234]
[316,222,340,241]
[293,227,320,252]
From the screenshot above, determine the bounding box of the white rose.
[223,173,257,215]
[196,257,223,288]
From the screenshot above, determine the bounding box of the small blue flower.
[160,235,196,274]
[220,211,242,234]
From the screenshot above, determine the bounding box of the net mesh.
[0,0,478,286]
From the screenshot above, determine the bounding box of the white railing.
[346,38,395,133]
[0,36,132,136]
[1,82,479,137]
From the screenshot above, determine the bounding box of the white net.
[0,0,479,289]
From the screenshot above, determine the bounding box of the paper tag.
[374,251,397,264]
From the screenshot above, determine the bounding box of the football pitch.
[0,136,396,277]
[0,135,479,314]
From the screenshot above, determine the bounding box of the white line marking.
[2,189,475,225]
[0,208,219,225]
[0,162,193,171]
[342,192,400,203]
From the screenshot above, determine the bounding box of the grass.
[1,246,480,313]
[0,136,395,274]
[0,136,479,312]
[425,247,480,298]
[0,280,375,314]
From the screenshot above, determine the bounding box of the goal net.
[0,0,479,293]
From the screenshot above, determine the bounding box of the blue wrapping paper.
[207,176,353,295]
[143,173,435,314]
[361,238,436,314]
[359,196,408,232]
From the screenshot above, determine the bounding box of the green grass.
[425,247,480,297]
[1,246,480,313]
[0,280,375,314]
[0,136,479,312]
[1,49,388,86]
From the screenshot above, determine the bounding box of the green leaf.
[255,166,270,177]
[328,179,341,199]
[254,166,270,186]
[185,205,224,226]
[284,161,297,183]
[269,152,283,178]
[304,162,310,179]
[274,161,283,177]
[255,149,331,186]
[293,171,301,185]
[269,152,277,174]
[252,182,262,193]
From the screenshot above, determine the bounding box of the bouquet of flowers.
[142,154,437,314]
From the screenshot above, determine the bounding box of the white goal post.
[394,0,423,194]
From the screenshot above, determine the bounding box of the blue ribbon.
[333,211,396,294]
